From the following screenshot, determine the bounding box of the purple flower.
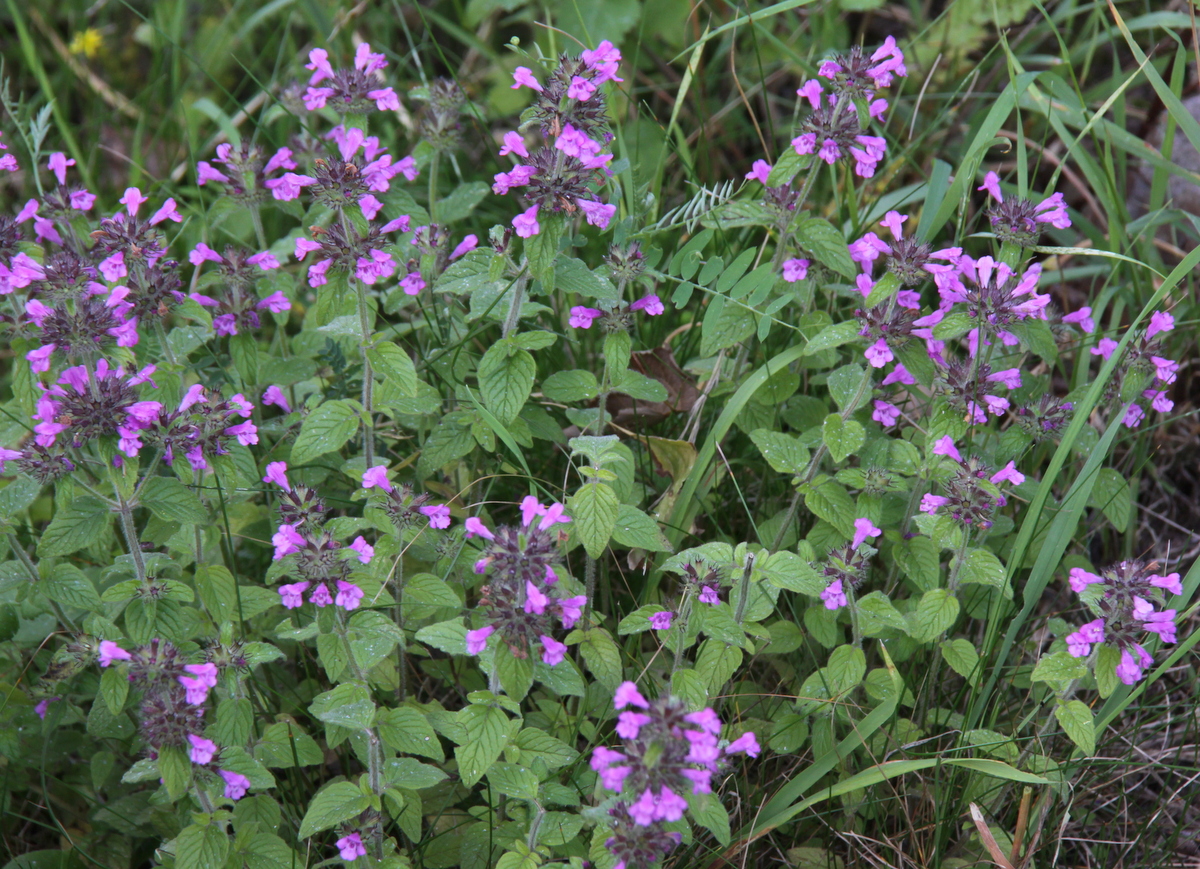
[279,581,310,609]
[464,517,494,540]
[1149,572,1183,596]
[119,187,148,217]
[188,734,217,764]
[1062,307,1094,333]
[336,832,367,861]
[1090,337,1119,360]
[400,272,425,295]
[499,131,529,158]
[34,697,58,720]
[578,198,616,229]
[540,635,567,666]
[98,640,132,667]
[649,611,673,630]
[782,258,809,282]
[265,172,316,201]
[513,204,540,238]
[919,494,949,515]
[466,625,495,655]
[1146,311,1174,341]
[150,198,182,225]
[1066,618,1105,657]
[511,67,543,91]
[450,235,478,260]
[617,711,652,739]
[272,524,306,560]
[725,732,760,757]
[362,465,393,492]
[219,770,251,800]
[613,681,649,710]
[864,338,893,368]
[335,581,364,610]
[1122,403,1145,428]
[419,504,451,529]
[348,537,374,564]
[568,75,597,100]
[989,462,1025,486]
[698,585,719,605]
[820,579,847,610]
[1116,644,1154,685]
[931,436,962,463]
[48,152,75,184]
[524,580,549,615]
[569,306,604,329]
[630,294,664,316]
[872,400,900,427]
[851,517,881,550]
[559,595,587,629]
[745,159,772,184]
[262,386,292,413]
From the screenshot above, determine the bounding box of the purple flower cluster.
[593,682,759,869]
[497,43,622,237]
[30,360,160,460]
[302,44,400,113]
[919,436,1025,529]
[263,462,367,610]
[360,464,453,530]
[96,639,251,800]
[188,243,288,335]
[978,171,1071,246]
[1085,309,1178,429]
[463,498,582,667]
[1065,560,1181,684]
[157,384,258,471]
[817,517,880,610]
[790,37,907,178]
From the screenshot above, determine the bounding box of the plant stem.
[501,275,527,339]
[354,276,376,467]
[581,553,597,629]
[114,488,148,585]
[392,552,407,702]
[734,553,755,626]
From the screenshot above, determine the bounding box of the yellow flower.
[68,28,104,60]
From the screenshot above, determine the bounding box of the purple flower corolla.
[499,131,529,158]
[931,436,962,462]
[725,732,761,757]
[1062,307,1094,333]
[419,504,451,529]
[513,204,540,238]
[569,306,604,329]
[261,458,289,492]
[851,517,881,550]
[630,294,664,316]
[581,40,624,83]
[614,681,649,709]
[348,536,374,564]
[649,611,673,630]
[219,770,251,800]
[335,581,364,610]
[278,581,310,609]
[511,67,543,91]
[540,635,567,665]
[119,187,148,217]
[464,517,494,540]
[98,640,132,667]
[272,524,305,560]
[1066,618,1105,657]
[466,625,495,654]
[820,578,848,610]
[336,832,367,861]
[47,152,75,184]
[362,465,393,492]
[872,399,901,427]
[524,580,549,615]
[783,258,810,282]
[1146,311,1174,341]
[745,160,772,184]
[188,734,217,764]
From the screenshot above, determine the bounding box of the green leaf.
[570,627,623,691]
[1031,649,1088,683]
[455,703,517,787]
[158,746,192,801]
[700,295,756,356]
[44,564,103,612]
[907,589,960,642]
[436,180,489,222]
[893,536,940,591]
[568,481,619,558]
[794,217,856,278]
[939,639,980,686]
[240,833,295,869]
[384,757,448,790]
[100,665,129,715]
[1055,700,1095,755]
[612,369,669,402]
[825,644,866,695]
[766,149,811,186]
[291,400,361,465]
[802,475,855,537]
[367,342,419,398]
[175,823,229,869]
[801,321,863,356]
[253,721,324,768]
[931,311,974,341]
[604,330,632,376]
[38,497,109,557]
[0,475,41,515]
[856,591,910,636]
[495,643,534,701]
[610,505,672,552]
[309,684,375,730]
[555,256,619,301]
[542,370,599,403]
[405,574,462,609]
[213,698,254,747]
[749,429,810,475]
[414,618,468,655]
[955,547,1010,597]
[435,250,500,296]
[196,566,237,622]
[1087,467,1131,530]
[538,812,584,847]
[417,418,475,478]
[298,781,371,838]
[694,639,743,694]
[759,551,824,596]
[376,707,444,761]
[510,331,557,351]
[140,476,206,524]
[486,763,539,801]
[822,414,865,463]
[478,344,535,425]
[346,610,404,672]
